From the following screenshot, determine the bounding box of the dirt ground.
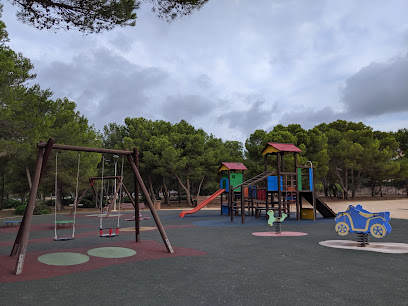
[1,195,407,220]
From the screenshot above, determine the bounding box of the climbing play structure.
[222,143,335,223]
[178,162,247,218]
[10,138,174,275]
[335,205,392,246]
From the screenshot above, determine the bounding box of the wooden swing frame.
[10,138,174,275]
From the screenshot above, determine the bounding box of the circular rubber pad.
[87,247,136,258]
[319,240,408,254]
[38,252,90,266]
[252,231,308,237]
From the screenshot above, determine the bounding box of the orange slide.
[179,189,225,218]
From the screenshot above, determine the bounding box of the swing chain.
[99,156,105,230]
[54,152,59,240]
[71,153,81,238]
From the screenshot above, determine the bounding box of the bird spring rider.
[267,211,288,234]
[335,205,392,247]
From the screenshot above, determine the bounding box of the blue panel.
[220,178,229,192]
[248,185,257,198]
[309,168,314,191]
[267,176,283,191]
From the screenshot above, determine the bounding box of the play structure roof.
[261,143,302,155]
[218,162,248,172]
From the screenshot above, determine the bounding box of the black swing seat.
[100,233,118,237]
[54,237,75,241]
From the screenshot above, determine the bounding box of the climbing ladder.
[281,174,297,215]
[233,171,275,189]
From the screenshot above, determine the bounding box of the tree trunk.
[176,175,192,206]
[196,176,205,197]
[370,182,375,197]
[148,176,156,202]
[26,167,32,190]
[351,169,355,198]
[176,180,181,203]
[0,171,4,210]
[335,167,348,199]
[56,183,64,211]
[163,177,170,205]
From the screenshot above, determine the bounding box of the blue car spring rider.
[335,205,391,246]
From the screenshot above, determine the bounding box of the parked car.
[335,205,391,238]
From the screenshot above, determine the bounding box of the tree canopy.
[8,0,209,33]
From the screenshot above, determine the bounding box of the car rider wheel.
[370,223,386,238]
[335,222,350,236]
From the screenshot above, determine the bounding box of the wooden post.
[228,170,233,222]
[13,146,45,274]
[264,154,269,214]
[11,138,54,257]
[241,185,245,224]
[127,155,173,253]
[295,153,300,221]
[133,148,140,242]
[277,153,282,217]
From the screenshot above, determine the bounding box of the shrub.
[45,199,55,206]
[3,199,23,209]
[62,198,74,205]
[14,204,51,215]
[81,199,94,208]
[34,205,50,215]
[83,194,94,201]
[14,204,27,215]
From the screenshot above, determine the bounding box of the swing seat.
[99,227,119,237]
[54,237,75,241]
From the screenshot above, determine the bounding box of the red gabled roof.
[219,162,248,171]
[266,143,302,153]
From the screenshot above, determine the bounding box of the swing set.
[10,138,174,275]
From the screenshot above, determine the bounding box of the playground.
[0,201,407,305]
[1,140,407,305]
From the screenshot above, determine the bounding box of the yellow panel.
[261,145,280,155]
[218,165,229,172]
[301,208,314,219]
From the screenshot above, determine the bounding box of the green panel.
[298,168,302,191]
[230,173,243,191]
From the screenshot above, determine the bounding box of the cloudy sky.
[2,0,408,143]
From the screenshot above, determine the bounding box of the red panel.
[267,143,302,153]
[221,162,248,171]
